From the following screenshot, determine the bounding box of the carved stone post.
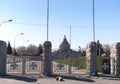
[43,41,52,76]
[110,42,120,76]
[86,42,97,76]
[0,41,6,75]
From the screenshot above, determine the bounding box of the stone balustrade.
[0,40,120,76]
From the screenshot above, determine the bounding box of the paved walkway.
[0,75,120,84]
[37,77,120,84]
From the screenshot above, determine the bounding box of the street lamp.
[23,40,29,46]
[13,33,23,55]
[0,19,12,26]
[20,40,29,56]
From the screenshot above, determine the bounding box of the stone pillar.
[22,57,26,76]
[86,42,97,76]
[110,42,120,76]
[68,57,72,75]
[43,41,52,76]
[0,41,6,75]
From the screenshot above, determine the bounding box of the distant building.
[52,36,82,58]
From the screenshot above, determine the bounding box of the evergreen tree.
[38,44,43,55]
[13,48,18,56]
[97,40,104,56]
[7,41,12,55]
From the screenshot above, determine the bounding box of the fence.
[0,41,120,76]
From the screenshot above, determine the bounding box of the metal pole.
[70,26,71,49]
[14,33,23,55]
[93,0,97,76]
[93,0,95,42]
[47,0,49,41]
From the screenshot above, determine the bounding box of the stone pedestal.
[86,42,97,76]
[0,41,6,75]
[43,41,52,76]
[110,42,120,76]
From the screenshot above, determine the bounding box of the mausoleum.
[52,36,82,58]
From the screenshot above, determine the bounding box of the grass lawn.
[54,56,110,72]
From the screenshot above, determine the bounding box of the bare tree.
[103,44,110,57]
[17,44,39,56]
[26,44,38,55]
[17,46,26,55]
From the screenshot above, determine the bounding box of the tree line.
[7,40,110,56]
[7,41,43,56]
[78,40,110,57]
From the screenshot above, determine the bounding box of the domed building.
[52,36,82,58]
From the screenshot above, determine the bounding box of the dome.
[59,35,70,51]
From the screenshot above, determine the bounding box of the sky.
[0,0,120,50]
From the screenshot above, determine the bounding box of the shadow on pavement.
[0,74,37,82]
[48,74,95,82]
[98,74,120,80]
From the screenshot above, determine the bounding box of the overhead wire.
[1,21,119,28]
[10,21,91,28]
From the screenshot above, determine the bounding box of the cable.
[1,21,120,28]
[12,22,46,26]
[11,21,91,28]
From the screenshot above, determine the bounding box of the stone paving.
[0,75,120,84]
[36,77,120,84]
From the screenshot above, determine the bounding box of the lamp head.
[21,33,23,35]
[8,19,12,22]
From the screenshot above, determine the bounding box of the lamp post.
[13,33,23,55]
[20,40,29,56]
[0,19,12,26]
